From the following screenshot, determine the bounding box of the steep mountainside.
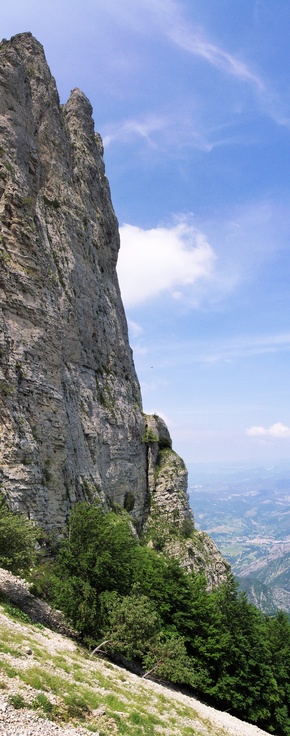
[0,33,228,587]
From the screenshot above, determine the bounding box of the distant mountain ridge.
[188,462,290,614]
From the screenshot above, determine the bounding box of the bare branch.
[91,640,111,656]
[142,657,164,679]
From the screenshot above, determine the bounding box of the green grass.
[0,641,23,657]
[0,603,234,736]
[0,661,18,678]
[71,685,100,710]
[104,693,128,711]
[176,704,199,719]
[87,726,105,733]
[29,644,48,659]
[129,710,163,727]
[8,693,27,709]
[52,655,71,673]
[19,665,68,693]
[63,692,91,719]
[31,692,54,715]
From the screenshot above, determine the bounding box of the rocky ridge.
[0,32,227,586]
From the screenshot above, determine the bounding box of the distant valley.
[188,462,290,614]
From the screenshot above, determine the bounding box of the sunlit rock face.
[143,415,229,588]
[0,33,229,588]
[0,32,148,529]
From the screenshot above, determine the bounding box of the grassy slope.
[0,603,270,736]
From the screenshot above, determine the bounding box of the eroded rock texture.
[143,415,230,589]
[0,33,228,586]
[0,33,147,528]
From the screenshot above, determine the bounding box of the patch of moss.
[142,428,158,444]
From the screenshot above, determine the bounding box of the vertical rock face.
[144,414,193,530]
[0,33,229,587]
[0,33,148,529]
[142,415,230,589]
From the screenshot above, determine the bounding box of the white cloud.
[100,1,290,156]
[103,115,167,148]
[167,11,290,131]
[127,320,144,337]
[270,423,290,438]
[246,423,290,439]
[200,332,290,364]
[117,202,290,317]
[103,110,232,152]
[104,0,263,87]
[117,217,216,307]
[246,426,268,437]
[103,112,213,151]
[168,26,263,89]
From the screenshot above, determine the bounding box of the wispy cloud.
[101,0,267,152]
[214,333,290,362]
[127,319,144,338]
[168,10,290,131]
[117,217,216,307]
[195,331,290,364]
[168,25,263,89]
[247,423,290,439]
[130,332,290,371]
[107,0,290,132]
[105,0,264,87]
[103,115,168,148]
[103,108,241,152]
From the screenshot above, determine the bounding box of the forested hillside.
[1,498,290,736]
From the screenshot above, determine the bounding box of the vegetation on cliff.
[3,499,286,736]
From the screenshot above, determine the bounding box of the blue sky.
[2,0,290,464]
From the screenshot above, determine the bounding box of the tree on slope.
[0,495,38,575]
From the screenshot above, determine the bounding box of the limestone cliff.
[0,33,228,586]
[143,415,230,588]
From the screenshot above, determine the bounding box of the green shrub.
[142,428,158,444]
[0,495,38,574]
[29,560,56,600]
[32,499,290,736]
[52,501,138,640]
[4,603,32,623]
[99,590,161,660]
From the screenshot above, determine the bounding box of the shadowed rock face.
[0,33,228,587]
